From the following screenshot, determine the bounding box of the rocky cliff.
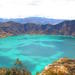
[37,58,75,75]
[0,20,75,37]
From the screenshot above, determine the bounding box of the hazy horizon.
[0,16,64,20]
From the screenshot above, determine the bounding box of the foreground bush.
[37,58,75,75]
[0,58,31,75]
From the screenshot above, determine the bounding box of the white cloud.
[28,0,41,6]
[0,0,75,19]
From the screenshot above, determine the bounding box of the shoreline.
[0,34,75,38]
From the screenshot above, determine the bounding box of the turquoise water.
[0,35,75,75]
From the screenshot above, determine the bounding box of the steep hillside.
[0,20,75,37]
[37,58,75,75]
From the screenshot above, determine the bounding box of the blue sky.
[0,0,75,19]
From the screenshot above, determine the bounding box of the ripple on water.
[0,35,75,75]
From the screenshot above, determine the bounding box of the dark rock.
[0,20,75,37]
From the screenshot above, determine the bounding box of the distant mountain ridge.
[0,19,75,37]
[0,17,63,25]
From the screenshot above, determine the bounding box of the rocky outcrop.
[0,20,75,37]
[55,20,75,36]
[37,58,75,75]
[0,58,31,75]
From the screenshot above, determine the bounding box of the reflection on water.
[0,35,75,75]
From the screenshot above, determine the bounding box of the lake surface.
[0,35,75,75]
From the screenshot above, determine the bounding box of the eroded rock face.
[72,32,75,36]
[38,58,75,75]
[0,59,31,75]
[0,20,75,37]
